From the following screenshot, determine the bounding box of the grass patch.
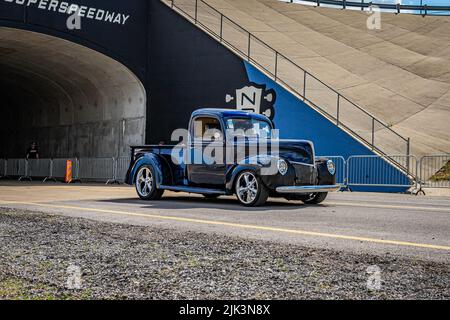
[0,278,58,300]
[430,160,450,182]
[0,277,93,300]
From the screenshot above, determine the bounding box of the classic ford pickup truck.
[126,109,340,206]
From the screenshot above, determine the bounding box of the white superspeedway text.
[3,0,131,25]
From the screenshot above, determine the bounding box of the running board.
[159,185,226,195]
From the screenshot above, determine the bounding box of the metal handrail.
[165,0,411,159]
[287,0,450,16]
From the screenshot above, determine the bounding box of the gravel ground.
[0,207,448,300]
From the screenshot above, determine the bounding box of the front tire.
[235,171,269,207]
[135,165,164,200]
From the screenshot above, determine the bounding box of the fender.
[225,154,281,192]
[129,153,170,187]
[315,158,336,186]
[225,164,263,194]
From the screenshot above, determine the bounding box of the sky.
[287,0,450,14]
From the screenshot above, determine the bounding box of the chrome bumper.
[276,185,342,194]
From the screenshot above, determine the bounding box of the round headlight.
[327,160,336,176]
[277,159,288,176]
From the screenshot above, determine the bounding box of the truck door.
[187,116,226,187]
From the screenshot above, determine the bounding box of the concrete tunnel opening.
[0,27,146,159]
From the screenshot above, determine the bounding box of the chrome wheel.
[303,193,316,202]
[136,166,154,197]
[236,172,259,205]
[302,192,328,205]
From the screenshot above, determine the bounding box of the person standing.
[26,142,40,160]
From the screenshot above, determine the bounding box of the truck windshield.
[225,118,273,139]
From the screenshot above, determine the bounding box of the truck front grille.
[292,163,316,185]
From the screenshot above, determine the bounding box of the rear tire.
[235,171,269,207]
[302,192,328,204]
[285,192,328,204]
[135,165,164,200]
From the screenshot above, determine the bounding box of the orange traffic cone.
[65,160,73,183]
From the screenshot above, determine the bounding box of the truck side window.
[193,117,223,142]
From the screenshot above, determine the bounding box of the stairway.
[199,0,450,158]
[162,0,416,162]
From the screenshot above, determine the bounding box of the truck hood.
[273,139,315,165]
[234,138,315,165]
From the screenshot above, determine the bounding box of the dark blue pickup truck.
[126,109,340,206]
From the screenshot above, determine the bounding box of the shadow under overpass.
[0,27,147,159]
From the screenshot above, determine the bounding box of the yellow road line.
[1,200,449,251]
[1,198,449,213]
[327,202,450,213]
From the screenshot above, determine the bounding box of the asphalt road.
[0,181,449,263]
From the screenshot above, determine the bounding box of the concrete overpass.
[1,0,448,161]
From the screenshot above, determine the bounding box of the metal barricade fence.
[2,155,450,191]
[347,155,417,188]
[419,155,450,188]
[0,159,6,178]
[78,158,116,184]
[27,159,52,181]
[5,159,28,180]
[115,157,131,183]
[319,156,346,186]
